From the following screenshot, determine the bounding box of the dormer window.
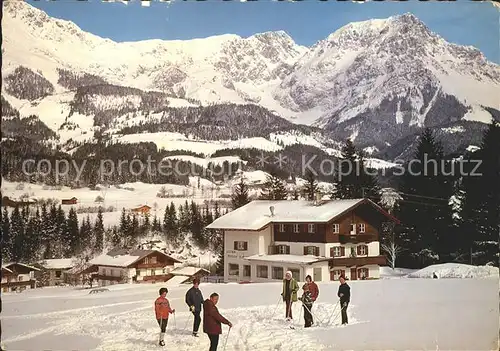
[279,224,286,232]
[359,223,366,233]
[308,224,315,233]
[333,224,340,233]
[350,224,356,235]
[293,224,300,233]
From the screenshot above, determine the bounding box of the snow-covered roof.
[38,259,74,270]
[206,198,393,230]
[2,267,13,274]
[89,249,181,268]
[3,262,40,271]
[170,266,210,276]
[246,254,323,264]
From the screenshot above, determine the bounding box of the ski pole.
[173,312,177,330]
[270,295,282,319]
[183,312,193,331]
[302,302,324,324]
[223,326,231,351]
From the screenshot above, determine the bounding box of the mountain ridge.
[2,1,499,164]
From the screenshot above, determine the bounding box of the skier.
[304,275,319,303]
[185,278,204,337]
[203,292,232,351]
[154,287,175,346]
[281,271,299,320]
[299,283,314,328]
[337,275,350,325]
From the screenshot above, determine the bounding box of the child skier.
[154,287,175,346]
[299,284,314,328]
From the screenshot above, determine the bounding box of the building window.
[358,268,369,279]
[331,269,346,281]
[18,276,24,282]
[357,245,368,256]
[288,269,300,281]
[234,241,248,251]
[243,265,251,277]
[350,247,357,257]
[228,264,239,276]
[333,224,340,233]
[277,245,290,254]
[55,270,62,278]
[257,265,268,278]
[151,256,157,264]
[279,224,286,232]
[350,224,356,234]
[150,269,155,276]
[359,223,366,233]
[304,246,319,256]
[144,257,149,264]
[293,224,300,233]
[308,224,315,233]
[272,266,284,280]
[137,270,141,276]
[331,246,344,257]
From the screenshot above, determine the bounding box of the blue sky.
[29,0,499,63]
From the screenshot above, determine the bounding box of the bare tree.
[381,241,405,270]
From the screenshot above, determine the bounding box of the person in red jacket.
[303,275,319,324]
[154,287,175,347]
[203,293,232,351]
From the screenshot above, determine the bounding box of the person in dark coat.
[299,284,314,328]
[337,275,350,325]
[203,293,232,351]
[185,278,204,337]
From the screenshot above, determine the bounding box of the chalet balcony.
[142,274,170,282]
[2,280,37,288]
[268,245,290,255]
[92,274,124,282]
[339,233,376,244]
[136,262,168,269]
[329,255,386,267]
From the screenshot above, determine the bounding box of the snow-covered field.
[2,277,498,351]
[1,180,233,226]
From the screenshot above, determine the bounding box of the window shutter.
[315,247,319,256]
[304,246,308,255]
[330,247,334,257]
[340,246,345,257]
[234,241,238,250]
[286,245,290,254]
[356,245,361,255]
[364,245,368,255]
[365,268,369,278]
[244,242,248,251]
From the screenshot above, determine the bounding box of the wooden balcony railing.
[339,233,377,244]
[329,255,386,267]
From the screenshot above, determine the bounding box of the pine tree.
[152,215,161,233]
[190,201,205,248]
[10,206,26,262]
[55,205,67,258]
[260,171,287,200]
[163,202,178,242]
[65,208,80,256]
[1,207,12,261]
[231,178,250,209]
[94,207,105,254]
[119,208,129,234]
[142,211,151,236]
[460,119,500,266]
[214,202,221,219]
[304,169,318,201]
[130,214,140,246]
[333,139,378,199]
[398,129,454,267]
